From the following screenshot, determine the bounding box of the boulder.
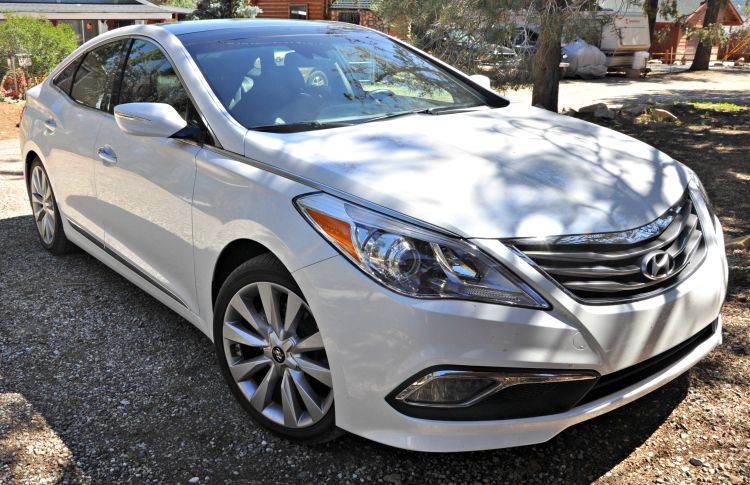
[593,104,615,119]
[578,102,608,114]
[620,104,650,116]
[561,107,578,116]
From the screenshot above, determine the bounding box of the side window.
[53,58,81,94]
[70,40,127,111]
[119,39,194,123]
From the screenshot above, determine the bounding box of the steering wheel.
[306,70,329,88]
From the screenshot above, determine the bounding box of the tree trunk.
[690,0,723,71]
[531,17,563,112]
[645,0,659,48]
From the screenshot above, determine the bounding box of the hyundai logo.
[271,346,286,364]
[641,250,675,280]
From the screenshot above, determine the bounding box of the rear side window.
[118,39,192,121]
[70,40,127,111]
[53,59,81,94]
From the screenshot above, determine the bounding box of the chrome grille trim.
[509,191,707,304]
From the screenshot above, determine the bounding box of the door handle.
[43,119,56,133]
[97,146,117,165]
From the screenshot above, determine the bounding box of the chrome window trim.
[49,33,221,149]
[123,35,223,149]
[50,38,130,115]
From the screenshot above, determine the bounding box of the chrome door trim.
[66,217,188,309]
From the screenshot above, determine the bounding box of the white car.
[19,19,727,452]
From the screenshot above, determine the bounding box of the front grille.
[511,191,707,303]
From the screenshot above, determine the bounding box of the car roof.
[160,19,370,37]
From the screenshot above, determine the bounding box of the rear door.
[42,39,128,240]
[93,38,203,312]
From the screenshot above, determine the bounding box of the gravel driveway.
[1,128,748,484]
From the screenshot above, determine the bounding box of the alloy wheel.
[222,282,333,429]
[30,165,56,245]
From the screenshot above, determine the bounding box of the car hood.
[244,103,690,239]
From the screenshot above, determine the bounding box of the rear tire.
[27,159,74,254]
[213,254,343,444]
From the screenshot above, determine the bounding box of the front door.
[94,38,202,312]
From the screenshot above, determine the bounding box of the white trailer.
[598,12,651,71]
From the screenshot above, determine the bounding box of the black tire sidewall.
[212,254,340,443]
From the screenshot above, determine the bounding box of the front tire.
[213,254,342,443]
[27,159,74,254]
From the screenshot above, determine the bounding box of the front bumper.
[292,215,727,452]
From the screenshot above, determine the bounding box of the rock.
[727,474,743,484]
[189,477,199,484]
[736,57,745,66]
[384,473,403,484]
[651,108,679,122]
[726,235,750,250]
[561,107,578,116]
[621,104,650,116]
[578,102,608,114]
[690,458,705,467]
[594,104,616,119]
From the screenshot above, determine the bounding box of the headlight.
[295,193,548,308]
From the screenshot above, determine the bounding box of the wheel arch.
[211,238,275,308]
[23,149,41,188]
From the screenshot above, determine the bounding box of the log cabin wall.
[252,1,327,20]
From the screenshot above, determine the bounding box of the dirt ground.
[504,68,750,110]
[0,102,23,141]
[0,78,749,484]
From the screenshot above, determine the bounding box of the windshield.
[181,29,496,131]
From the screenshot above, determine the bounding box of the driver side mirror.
[114,102,187,138]
[468,74,492,90]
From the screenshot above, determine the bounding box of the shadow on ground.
[0,214,692,483]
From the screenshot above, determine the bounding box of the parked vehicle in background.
[598,11,651,71]
[425,26,518,66]
[512,25,539,56]
[20,19,726,453]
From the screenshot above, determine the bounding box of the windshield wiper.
[362,105,488,124]
[417,105,487,115]
[252,121,355,133]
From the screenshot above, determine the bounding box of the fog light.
[397,373,496,406]
[394,369,599,409]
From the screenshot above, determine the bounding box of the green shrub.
[0,13,78,84]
